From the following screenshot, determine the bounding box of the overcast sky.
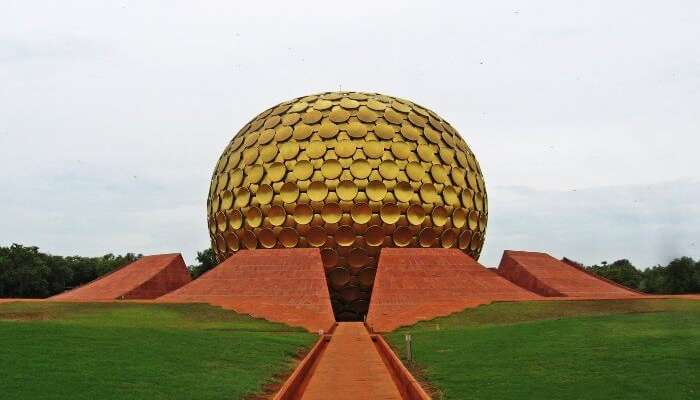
[1,1,698,268]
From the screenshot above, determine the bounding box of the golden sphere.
[207,92,488,320]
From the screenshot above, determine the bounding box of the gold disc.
[406,204,426,225]
[268,205,287,226]
[267,162,286,182]
[418,227,436,247]
[363,140,384,159]
[245,207,263,228]
[419,183,438,203]
[366,180,387,201]
[417,144,435,162]
[350,159,371,179]
[452,208,467,228]
[280,182,300,203]
[293,123,313,140]
[337,180,358,201]
[279,227,299,248]
[260,144,278,162]
[380,203,400,224]
[390,142,410,160]
[468,210,479,230]
[224,231,239,252]
[329,107,350,122]
[241,230,258,250]
[378,160,399,180]
[336,225,356,246]
[441,228,457,248]
[293,203,314,225]
[431,206,448,227]
[347,121,368,138]
[235,187,251,207]
[306,226,327,247]
[374,123,395,140]
[321,203,342,224]
[280,141,300,160]
[406,162,425,181]
[318,121,339,139]
[321,159,342,179]
[227,209,243,229]
[458,230,472,250]
[258,228,276,249]
[350,203,372,224]
[365,225,385,246]
[394,181,413,203]
[306,141,327,159]
[293,160,313,180]
[335,140,357,158]
[221,190,233,210]
[392,226,412,247]
[308,181,329,202]
[443,185,460,206]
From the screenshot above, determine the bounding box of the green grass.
[387,299,700,400]
[0,302,315,400]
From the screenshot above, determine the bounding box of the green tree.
[665,257,696,294]
[0,244,141,298]
[188,248,218,278]
[587,259,642,289]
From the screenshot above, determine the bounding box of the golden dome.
[207,92,488,320]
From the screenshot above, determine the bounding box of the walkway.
[301,322,402,400]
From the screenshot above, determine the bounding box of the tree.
[665,257,696,294]
[587,259,642,290]
[188,248,218,278]
[0,244,141,298]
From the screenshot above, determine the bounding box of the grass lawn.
[0,302,315,400]
[387,299,700,400]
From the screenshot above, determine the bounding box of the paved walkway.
[301,322,402,400]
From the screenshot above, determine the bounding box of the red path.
[50,254,191,300]
[366,248,541,332]
[498,250,642,298]
[158,249,335,333]
[300,323,403,400]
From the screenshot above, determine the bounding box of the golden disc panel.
[207,91,488,320]
[268,205,287,226]
[308,181,329,202]
[293,204,314,225]
[321,203,342,224]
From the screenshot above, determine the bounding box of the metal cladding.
[207,92,488,320]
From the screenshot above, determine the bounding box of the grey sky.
[1,1,698,267]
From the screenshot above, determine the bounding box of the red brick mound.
[50,254,191,300]
[158,249,335,333]
[498,250,642,298]
[366,248,541,332]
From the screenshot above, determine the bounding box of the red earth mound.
[158,248,335,332]
[50,253,191,301]
[366,248,541,332]
[498,250,643,298]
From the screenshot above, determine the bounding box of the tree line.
[1,243,698,298]
[585,257,700,294]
